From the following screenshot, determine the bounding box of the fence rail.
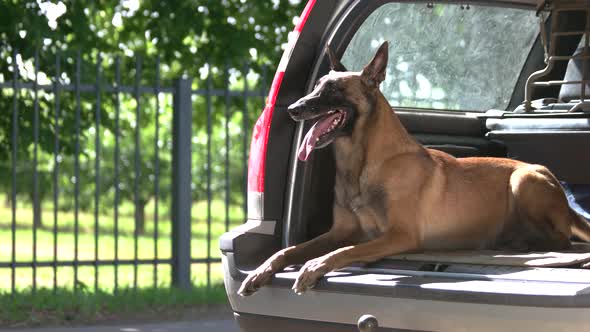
[1,47,267,295]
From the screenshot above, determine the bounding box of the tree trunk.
[135,200,147,234]
[30,192,42,228]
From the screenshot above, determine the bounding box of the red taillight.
[247,0,317,196]
[295,0,316,32]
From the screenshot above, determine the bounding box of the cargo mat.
[387,243,590,268]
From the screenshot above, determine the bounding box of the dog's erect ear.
[361,41,389,87]
[326,45,347,72]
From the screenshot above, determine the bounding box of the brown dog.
[238,41,590,296]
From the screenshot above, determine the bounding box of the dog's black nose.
[287,100,303,113]
[287,99,305,118]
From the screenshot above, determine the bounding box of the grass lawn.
[0,196,244,291]
[0,196,241,327]
[0,195,245,238]
[0,285,229,327]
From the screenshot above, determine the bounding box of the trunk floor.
[386,243,590,268]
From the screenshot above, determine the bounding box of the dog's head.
[288,41,389,161]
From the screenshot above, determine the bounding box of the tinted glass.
[342,3,539,111]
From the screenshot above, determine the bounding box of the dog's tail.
[570,208,590,242]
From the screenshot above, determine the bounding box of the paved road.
[7,319,239,332]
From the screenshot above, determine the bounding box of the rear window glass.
[341,3,539,112]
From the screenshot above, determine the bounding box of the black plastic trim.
[263,0,340,224]
[487,130,590,183]
[397,111,485,137]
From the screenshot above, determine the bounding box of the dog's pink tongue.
[297,113,340,161]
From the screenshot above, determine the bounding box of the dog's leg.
[508,165,573,250]
[238,206,358,296]
[238,231,341,296]
[292,231,417,294]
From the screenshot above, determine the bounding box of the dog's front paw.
[238,264,275,297]
[292,257,334,295]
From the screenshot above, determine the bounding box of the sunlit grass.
[0,195,243,292]
[0,195,245,237]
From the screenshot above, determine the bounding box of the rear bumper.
[234,312,400,332]
[222,253,590,332]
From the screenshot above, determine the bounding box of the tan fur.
[237,42,590,296]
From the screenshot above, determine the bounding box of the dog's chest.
[346,185,389,239]
[335,165,390,239]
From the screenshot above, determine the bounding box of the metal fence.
[0,47,267,295]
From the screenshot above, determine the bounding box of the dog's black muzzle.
[288,94,338,122]
[288,97,315,121]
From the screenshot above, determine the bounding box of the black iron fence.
[0,47,267,295]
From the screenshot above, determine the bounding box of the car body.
[221,1,590,331]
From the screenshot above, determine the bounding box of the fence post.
[171,76,192,289]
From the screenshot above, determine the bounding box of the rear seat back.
[559,40,590,102]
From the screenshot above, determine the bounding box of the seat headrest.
[559,43,590,102]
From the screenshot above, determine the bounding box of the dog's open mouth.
[298,110,346,161]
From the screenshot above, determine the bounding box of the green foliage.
[0,0,306,229]
[0,0,305,71]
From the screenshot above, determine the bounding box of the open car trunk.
[222,1,590,330]
[285,0,590,297]
[279,108,590,319]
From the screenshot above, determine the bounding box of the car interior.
[224,2,590,330]
[292,1,590,272]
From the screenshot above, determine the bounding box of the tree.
[0,0,305,230]
[0,0,305,80]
